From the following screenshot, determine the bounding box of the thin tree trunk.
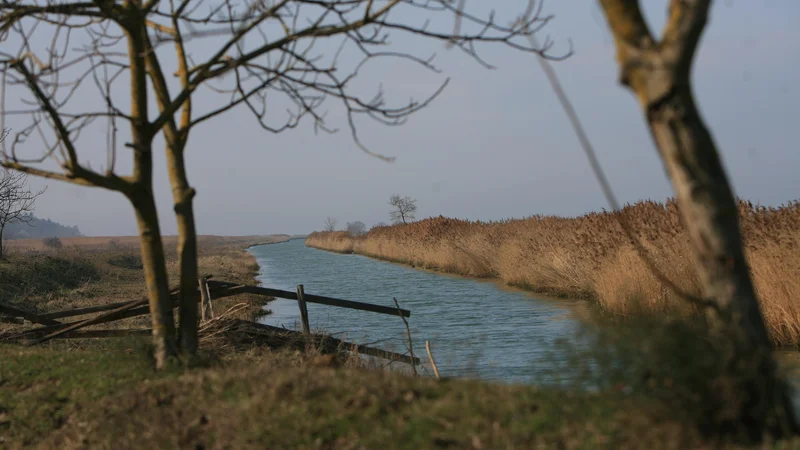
[129,191,177,369]
[125,10,177,369]
[167,146,199,356]
[0,226,4,259]
[142,28,200,357]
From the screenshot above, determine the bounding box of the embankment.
[306,200,800,346]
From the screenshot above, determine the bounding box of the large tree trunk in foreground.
[130,191,177,369]
[599,0,796,437]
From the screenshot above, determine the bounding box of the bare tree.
[324,217,338,232]
[389,194,417,224]
[598,0,797,436]
[0,168,44,258]
[2,0,563,363]
[1,7,179,367]
[346,221,367,237]
[136,0,563,361]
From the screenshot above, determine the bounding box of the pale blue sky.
[18,1,800,236]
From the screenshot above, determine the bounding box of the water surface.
[249,239,584,384]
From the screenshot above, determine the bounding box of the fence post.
[199,278,212,321]
[296,284,310,334]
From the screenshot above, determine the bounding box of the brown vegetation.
[0,235,289,337]
[307,200,800,346]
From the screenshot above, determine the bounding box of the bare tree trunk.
[167,146,199,356]
[126,10,177,368]
[647,84,796,434]
[129,190,177,369]
[0,226,4,259]
[142,29,200,357]
[599,0,797,437]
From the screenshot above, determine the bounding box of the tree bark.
[0,226,4,259]
[142,29,200,357]
[598,0,797,437]
[129,189,177,369]
[168,146,199,356]
[125,4,177,368]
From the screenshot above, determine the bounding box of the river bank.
[3,235,799,448]
[306,199,800,347]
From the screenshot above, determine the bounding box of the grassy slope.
[306,200,800,346]
[0,235,289,335]
[2,235,799,449]
[2,342,717,450]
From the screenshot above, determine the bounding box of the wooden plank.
[38,301,132,320]
[296,284,310,334]
[13,282,233,342]
[1,316,24,325]
[37,274,216,321]
[21,329,152,343]
[9,304,155,341]
[206,281,411,317]
[200,278,210,321]
[232,319,421,365]
[25,298,151,345]
[0,303,62,326]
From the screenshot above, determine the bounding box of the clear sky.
[16,1,800,236]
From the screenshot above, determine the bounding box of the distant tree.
[372,222,389,230]
[389,195,417,225]
[324,217,338,232]
[346,221,367,237]
[6,217,82,240]
[0,168,44,258]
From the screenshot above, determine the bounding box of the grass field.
[306,199,800,347]
[0,234,289,336]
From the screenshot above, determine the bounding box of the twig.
[394,297,417,376]
[425,340,441,380]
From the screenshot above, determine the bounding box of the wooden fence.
[0,276,420,365]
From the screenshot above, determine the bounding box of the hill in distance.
[5,216,82,240]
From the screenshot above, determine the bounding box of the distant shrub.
[107,254,143,270]
[346,221,367,237]
[108,238,122,250]
[42,237,63,249]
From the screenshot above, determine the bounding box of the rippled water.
[249,239,585,384]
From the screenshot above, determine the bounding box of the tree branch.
[660,0,711,79]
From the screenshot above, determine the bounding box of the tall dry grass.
[306,199,800,346]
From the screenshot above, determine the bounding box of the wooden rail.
[206,280,411,318]
[0,304,61,326]
[4,277,419,367]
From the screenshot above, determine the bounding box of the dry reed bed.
[306,200,800,346]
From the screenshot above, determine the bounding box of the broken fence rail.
[205,280,411,318]
[4,279,415,362]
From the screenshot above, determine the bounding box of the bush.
[42,237,63,249]
[542,310,797,443]
[107,238,122,250]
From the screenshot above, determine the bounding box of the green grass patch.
[0,339,176,448]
